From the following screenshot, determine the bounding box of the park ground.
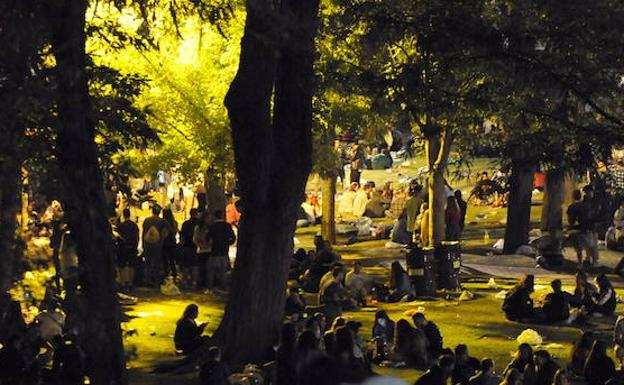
[120,158,624,384]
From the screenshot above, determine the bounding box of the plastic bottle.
[483,230,491,245]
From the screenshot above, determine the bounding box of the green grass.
[124,280,624,384]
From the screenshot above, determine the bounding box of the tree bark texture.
[503,158,535,254]
[321,176,336,244]
[540,168,565,233]
[426,129,453,245]
[0,0,42,292]
[219,0,320,365]
[49,1,126,384]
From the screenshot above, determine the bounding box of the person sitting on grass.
[346,262,373,306]
[199,346,230,385]
[584,340,616,385]
[390,319,428,369]
[414,354,455,385]
[533,350,559,385]
[570,270,597,309]
[388,261,414,302]
[468,358,497,385]
[570,332,595,376]
[499,368,522,385]
[504,343,533,374]
[541,279,570,323]
[588,274,616,317]
[502,275,535,322]
[412,312,443,361]
[319,266,352,325]
[174,304,209,355]
[452,344,481,385]
[372,310,395,345]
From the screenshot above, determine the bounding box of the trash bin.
[406,246,436,297]
[435,241,461,290]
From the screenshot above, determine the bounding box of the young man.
[452,344,481,385]
[541,279,570,323]
[142,205,169,286]
[412,312,443,360]
[205,210,236,291]
[533,350,559,385]
[405,184,424,241]
[320,265,348,325]
[345,262,372,306]
[180,208,200,286]
[116,208,139,290]
[567,189,598,266]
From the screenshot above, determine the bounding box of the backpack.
[144,225,161,244]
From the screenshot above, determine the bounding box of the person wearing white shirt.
[345,262,372,305]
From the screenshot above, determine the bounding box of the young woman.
[372,310,395,344]
[584,340,616,385]
[388,261,414,302]
[589,274,616,316]
[445,196,462,241]
[504,343,534,374]
[174,304,208,354]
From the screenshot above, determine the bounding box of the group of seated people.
[502,273,616,324]
[338,181,396,219]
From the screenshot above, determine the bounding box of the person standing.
[142,205,169,286]
[567,189,598,266]
[205,210,236,291]
[193,211,212,288]
[116,208,139,290]
[455,190,467,233]
[162,208,178,280]
[180,208,200,287]
[405,184,424,243]
[445,196,461,241]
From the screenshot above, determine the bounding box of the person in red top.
[445,196,462,241]
[225,195,241,227]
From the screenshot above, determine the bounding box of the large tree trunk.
[218,0,319,365]
[503,158,535,254]
[321,176,336,244]
[49,1,126,384]
[0,0,41,292]
[425,128,453,245]
[540,168,565,233]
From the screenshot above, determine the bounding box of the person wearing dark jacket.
[199,346,230,385]
[116,208,139,290]
[180,208,200,286]
[533,350,559,385]
[503,275,535,322]
[414,355,455,385]
[206,210,236,290]
[174,304,208,354]
[276,323,297,385]
[452,344,481,385]
[541,279,570,323]
[584,340,616,385]
[413,312,443,360]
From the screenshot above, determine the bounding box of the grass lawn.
[124,279,624,384]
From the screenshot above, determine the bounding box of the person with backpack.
[142,205,170,286]
[205,210,235,291]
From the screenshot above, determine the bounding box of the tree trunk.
[425,128,453,245]
[321,176,336,244]
[49,1,126,384]
[218,0,320,365]
[0,0,41,292]
[0,145,21,292]
[503,159,535,254]
[540,168,565,233]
